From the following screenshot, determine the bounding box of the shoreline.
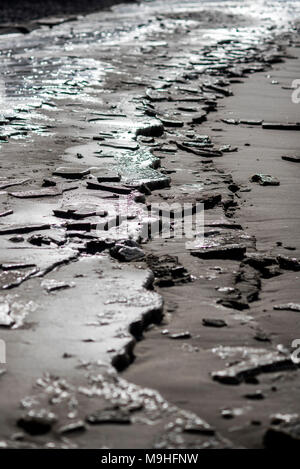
[0,0,299,448]
[124,45,300,449]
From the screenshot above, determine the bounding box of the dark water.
[0,0,135,24]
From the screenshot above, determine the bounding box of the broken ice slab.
[8,235,25,243]
[53,205,107,220]
[243,390,265,400]
[180,139,212,149]
[0,268,37,290]
[176,141,222,157]
[41,279,75,293]
[66,221,94,231]
[262,123,300,130]
[0,247,77,280]
[110,240,145,262]
[182,415,215,436]
[85,239,113,254]
[86,181,132,195]
[97,174,121,183]
[158,117,184,127]
[151,193,221,216]
[212,349,297,385]
[168,331,191,340]
[1,263,36,270]
[158,144,177,153]
[0,210,13,218]
[273,303,300,312]
[277,255,300,271]
[203,84,232,96]
[135,119,164,137]
[28,232,66,247]
[86,408,131,425]
[138,136,156,145]
[115,147,160,174]
[202,319,227,328]
[217,264,261,311]
[205,220,243,230]
[244,254,281,279]
[239,119,263,126]
[0,179,30,190]
[169,94,206,103]
[11,255,162,367]
[221,118,239,125]
[189,112,207,124]
[36,16,78,27]
[0,301,14,327]
[17,409,57,435]
[145,254,191,287]
[0,223,50,235]
[9,185,78,198]
[189,231,254,260]
[121,174,170,192]
[145,88,169,102]
[281,155,300,163]
[52,167,90,179]
[100,141,139,151]
[42,178,57,187]
[177,105,198,112]
[250,174,280,186]
[270,413,299,425]
[178,85,199,94]
[219,145,238,153]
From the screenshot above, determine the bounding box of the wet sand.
[0,0,299,449]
